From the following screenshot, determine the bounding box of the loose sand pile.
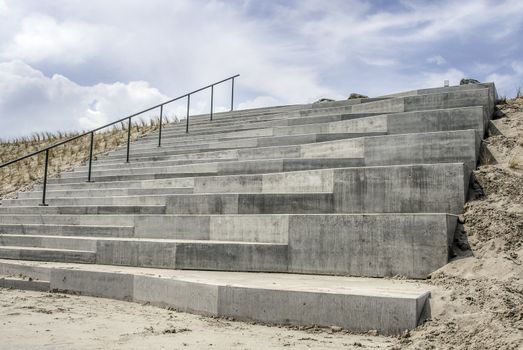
[396,98,523,350]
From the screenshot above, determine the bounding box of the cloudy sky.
[1,0,522,139]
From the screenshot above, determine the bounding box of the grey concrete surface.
[0,83,498,332]
[0,259,430,334]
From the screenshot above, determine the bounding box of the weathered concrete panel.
[332,164,465,214]
[288,214,452,278]
[134,275,219,315]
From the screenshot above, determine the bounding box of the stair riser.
[0,213,455,278]
[103,132,383,159]
[0,261,51,280]
[0,206,166,215]
[106,106,483,159]
[301,88,491,117]
[0,248,95,264]
[54,129,478,183]
[50,158,365,183]
[0,224,134,237]
[0,235,97,251]
[139,112,381,141]
[0,278,50,291]
[0,261,427,334]
[17,187,194,199]
[6,164,466,214]
[0,215,289,242]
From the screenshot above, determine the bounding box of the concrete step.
[111,105,483,162]
[0,205,166,215]
[0,276,50,291]
[0,234,97,251]
[144,111,375,140]
[121,106,484,156]
[16,187,194,199]
[146,111,383,140]
[3,193,334,212]
[105,132,384,159]
[301,87,493,117]
[36,178,197,191]
[52,129,479,183]
[0,213,456,278]
[0,246,96,264]
[135,113,382,145]
[0,223,134,237]
[0,237,287,272]
[0,259,430,334]
[50,158,365,184]
[7,163,467,215]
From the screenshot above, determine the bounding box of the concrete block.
[288,214,453,278]
[50,269,134,300]
[134,275,219,315]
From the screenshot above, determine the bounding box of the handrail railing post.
[210,85,214,121]
[126,117,132,163]
[230,77,235,111]
[87,131,94,182]
[0,75,240,185]
[186,94,190,133]
[40,149,49,206]
[158,105,163,147]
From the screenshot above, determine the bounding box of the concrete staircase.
[0,82,497,334]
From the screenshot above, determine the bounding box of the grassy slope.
[0,118,170,199]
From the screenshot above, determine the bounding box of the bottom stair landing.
[0,259,429,335]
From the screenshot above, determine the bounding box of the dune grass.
[0,116,176,199]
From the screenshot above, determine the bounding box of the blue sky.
[0,0,522,139]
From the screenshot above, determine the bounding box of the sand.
[0,288,392,350]
[395,97,523,350]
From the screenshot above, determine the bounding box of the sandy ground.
[0,288,393,350]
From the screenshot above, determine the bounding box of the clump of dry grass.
[0,116,175,199]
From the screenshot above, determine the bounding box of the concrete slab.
[0,259,430,334]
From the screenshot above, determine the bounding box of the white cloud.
[0,60,168,138]
[1,14,104,64]
[0,0,7,16]
[427,55,447,65]
[418,68,466,89]
[486,61,523,97]
[238,96,282,110]
[1,0,523,138]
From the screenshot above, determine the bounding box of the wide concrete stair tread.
[118,105,485,154]
[0,246,96,264]
[0,205,167,215]
[51,129,480,184]
[0,235,289,272]
[16,187,194,199]
[0,275,50,291]
[101,106,486,161]
[0,223,135,237]
[0,234,284,245]
[0,259,429,334]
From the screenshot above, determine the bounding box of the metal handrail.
[0,74,239,205]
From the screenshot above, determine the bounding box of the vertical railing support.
[158,104,163,147]
[186,94,191,133]
[126,117,132,163]
[210,85,214,121]
[87,131,94,182]
[230,77,235,111]
[40,149,49,206]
